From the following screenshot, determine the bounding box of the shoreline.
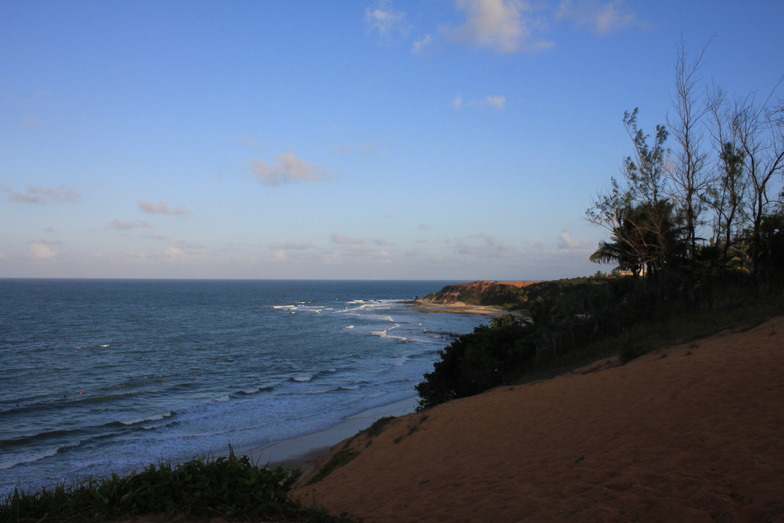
[406,301,519,316]
[235,396,420,470]
[408,301,527,319]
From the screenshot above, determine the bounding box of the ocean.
[0,279,487,496]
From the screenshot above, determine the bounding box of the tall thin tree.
[667,39,711,266]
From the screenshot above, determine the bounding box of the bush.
[0,451,348,522]
[416,317,538,409]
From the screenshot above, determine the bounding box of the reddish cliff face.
[419,280,539,306]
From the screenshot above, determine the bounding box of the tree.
[712,141,748,261]
[590,200,684,278]
[667,39,711,266]
[623,108,670,208]
[588,109,679,277]
[728,95,784,273]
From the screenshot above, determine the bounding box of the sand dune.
[294,316,784,522]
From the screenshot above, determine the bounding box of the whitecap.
[212,395,230,402]
[391,356,409,367]
[291,375,313,382]
[120,411,174,426]
[344,325,355,329]
[0,447,61,471]
[0,438,84,471]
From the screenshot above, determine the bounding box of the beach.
[292,315,784,521]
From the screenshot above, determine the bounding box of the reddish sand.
[496,280,541,288]
[294,316,784,522]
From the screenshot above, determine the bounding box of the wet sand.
[293,316,784,522]
[241,396,419,471]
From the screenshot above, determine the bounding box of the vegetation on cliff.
[418,281,536,308]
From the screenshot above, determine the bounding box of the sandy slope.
[293,316,784,522]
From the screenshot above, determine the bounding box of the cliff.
[418,280,540,307]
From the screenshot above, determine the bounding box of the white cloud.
[453,234,517,257]
[240,135,264,150]
[142,234,169,241]
[447,0,552,54]
[333,140,382,155]
[365,1,409,40]
[556,0,637,35]
[412,33,433,54]
[164,246,185,258]
[454,94,507,110]
[483,95,506,110]
[270,241,316,250]
[331,234,364,245]
[29,241,58,259]
[10,185,79,204]
[557,231,588,250]
[250,152,332,186]
[109,220,152,230]
[452,95,506,111]
[137,201,190,215]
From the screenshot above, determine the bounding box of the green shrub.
[416,317,538,409]
[0,451,349,522]
[306,448,359,486]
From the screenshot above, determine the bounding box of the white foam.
[391,356,409,367]
[212,395,230,402]
[120,411,174,426]
[0,439,84,471]
[0,447,60,470]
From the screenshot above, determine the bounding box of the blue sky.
[1,1,782,280]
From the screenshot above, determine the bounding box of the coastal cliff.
[418,280,539,307]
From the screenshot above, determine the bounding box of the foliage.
[588,43,784,279]
[363,416,396,438]
[416,316,538,409]
[0,451,348,522]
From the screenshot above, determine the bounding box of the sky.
[1,1,783,280]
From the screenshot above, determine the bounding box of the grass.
[362,416,396,438]
[306,448,359,486]
[0,451,351,522]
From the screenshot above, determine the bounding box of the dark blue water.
[0,279,486,495]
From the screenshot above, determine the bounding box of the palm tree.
[590,200,685,278]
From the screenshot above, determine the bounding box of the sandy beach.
[293,315,784,522]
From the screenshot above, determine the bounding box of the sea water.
[0,279,487,496]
